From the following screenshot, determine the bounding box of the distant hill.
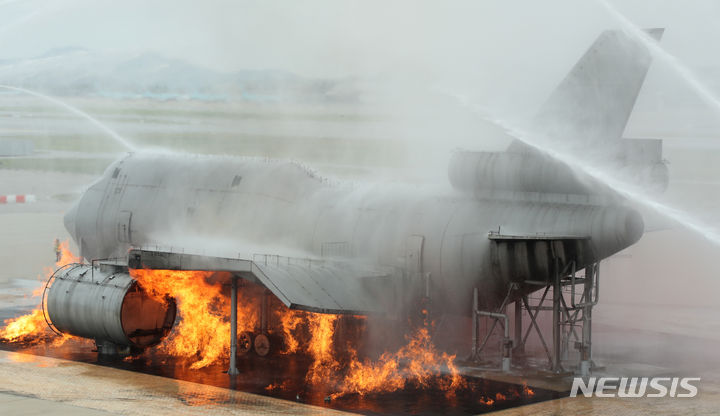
[0,48,355,102]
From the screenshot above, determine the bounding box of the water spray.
[596,0,720,116]
[447,92,720,246]
[0,85,137,151]
[497,119,720,246]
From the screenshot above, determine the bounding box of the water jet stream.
[0,85,137,151]
[596,0,720,116]
[497,119,720,245]
[460,100,720,246]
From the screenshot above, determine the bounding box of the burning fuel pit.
[0,331,563,415]
[0,263,564,415]
[43,264,177,354]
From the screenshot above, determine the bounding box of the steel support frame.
[471,260,599,376]
[471,284,516,373]
[522,260,599,375]
[228,275,240,376]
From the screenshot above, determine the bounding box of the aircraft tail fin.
[511,28,664,150]
[503,28,669,192]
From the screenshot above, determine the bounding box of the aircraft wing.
[127,248,399,315]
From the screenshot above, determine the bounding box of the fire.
[272,306,466,399]
[479,397,495,406]
[130,269,259,369]
[333,326,466,398]
[476,383,533,406]
[0,309,47,343]
[305,314,341,384]
[1,241,540,405]
[1,239,82,344]
[56,240,82,266]
[278,310,304,354]
[39,240,83,286]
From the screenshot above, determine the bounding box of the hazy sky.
[1,0,718,77]
[1,0,719,122]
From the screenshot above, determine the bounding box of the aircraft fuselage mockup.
[48,29,666,352]
[63,152,644,316]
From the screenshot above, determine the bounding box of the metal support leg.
[552,259,563,373]
[471,287,478,361]
[261,289,268,334]
[470,286,514,372]
[475,309,512,372]
[580,264,594,376]
[228,276,239,376]
[514,299,524,356]
[522,293,553,364]
[512,255,598,374]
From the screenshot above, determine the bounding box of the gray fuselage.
[65,153,643,315]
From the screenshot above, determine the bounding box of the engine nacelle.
[43,264,176,352]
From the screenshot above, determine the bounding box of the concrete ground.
[0,350,351,416]
[468,360,720,416]
[0,392,117,416]
[2,347,719,416]
[492,390,720,416]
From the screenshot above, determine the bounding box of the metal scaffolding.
[470,259,600,376]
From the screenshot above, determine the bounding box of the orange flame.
[1,243,524,404]
[0,309,47,343]
[130,269,259,369]
[277,309,304,354]
[5,250,469,398]
[523,382,535,397]
[57,240,82,266]
[40,240,83,284]
[265,379,293,391]
[1,240,82,344]
[305,313,341,384]
[332,326,466,398]
[272,305,467,398]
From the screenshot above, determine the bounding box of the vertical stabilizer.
[511,28,664,151]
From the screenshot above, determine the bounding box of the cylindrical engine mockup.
[43,264,176,348]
